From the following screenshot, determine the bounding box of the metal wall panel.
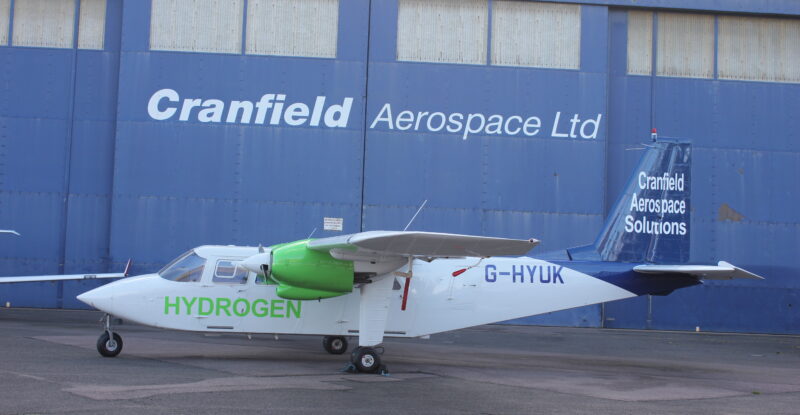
[246,0,338,58]
[397,0,487,64]
[150,0,243,54]
[718,16,800,83]
[656,12,714,78]
[491,0,580,69]
[12,0,75,48]
[0,0,9,45]
[112,0,369,269]
[78,0,106,50]
[626,10,651,75]
[607,5,800,333]
[0,2,122,308]
[1,1,799,334]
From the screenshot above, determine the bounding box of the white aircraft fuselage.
[78,245,671,340]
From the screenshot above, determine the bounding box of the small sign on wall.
[323,217,343,231]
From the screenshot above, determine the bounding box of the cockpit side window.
[158,251,205,282]
[213,260,248,284]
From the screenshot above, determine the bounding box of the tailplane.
[569,140,691,263]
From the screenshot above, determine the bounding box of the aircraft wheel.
[322,336,348,354]
[351,346,381,373]
[97,332,123,357]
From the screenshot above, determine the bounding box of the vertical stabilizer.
[569,141,691,263]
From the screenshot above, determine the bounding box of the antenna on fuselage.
[307,227,317,239]
[403,199,428,231]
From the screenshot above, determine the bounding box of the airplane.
[0,140,762,374]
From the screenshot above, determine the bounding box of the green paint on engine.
[270,239,353,300]
[276,285,346,300]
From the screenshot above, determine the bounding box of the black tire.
[97,332,123,357]
[322,336,348,355]
[351,347,381,373]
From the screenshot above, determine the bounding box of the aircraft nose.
[77,284,115,311]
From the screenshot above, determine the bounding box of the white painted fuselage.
[78,246,637,339]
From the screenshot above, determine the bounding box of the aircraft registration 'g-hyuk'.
[1,141,762,374]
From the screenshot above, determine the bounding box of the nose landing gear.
[96,314,123,357]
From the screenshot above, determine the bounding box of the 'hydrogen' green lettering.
[216,298,232,316]
[164,296,302,319]
[252,299,269,317]
[233,298,249,317]
[286,300,301,319]
[198,297,213,316]
[165,296,180,315]
[270,299,285,318]
[181,296,197,314]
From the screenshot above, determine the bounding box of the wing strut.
[393,257,414,311]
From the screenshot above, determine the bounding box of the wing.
[307,230,538,260]
[633,261,764,280]
[0,259,133,283]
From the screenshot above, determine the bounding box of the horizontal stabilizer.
[633,261,764,280]
[308,231,538,258]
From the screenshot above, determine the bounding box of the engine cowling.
[269,239,354,300]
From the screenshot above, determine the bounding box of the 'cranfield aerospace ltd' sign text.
[147,89,602,140]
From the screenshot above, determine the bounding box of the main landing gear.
[350,346,385,374]
[96,314,123,357]
[322,335,348,354]
[323,336,387,374]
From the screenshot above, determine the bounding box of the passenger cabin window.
[159,251,205,282]
[213,260,248,284]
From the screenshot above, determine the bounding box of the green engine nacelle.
[270,239,353,300]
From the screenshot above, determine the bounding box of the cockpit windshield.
[158,250,205,282]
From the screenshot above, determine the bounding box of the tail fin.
[569,140,691,263]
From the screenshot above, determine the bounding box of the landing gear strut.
[96,314,123,357]
[322,336,348,354]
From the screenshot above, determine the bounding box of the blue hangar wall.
[0,0,798,334]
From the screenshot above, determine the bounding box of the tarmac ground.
[0,308,798,414]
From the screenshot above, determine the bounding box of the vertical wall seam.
[600,7,614,328]
[103,0,124,271]
[486,0,492,65]
[6,0,12,43]
[56,0,82,306]
[650,11,657,130]
[713,14,719,79]
[241,0,248,55]
[358,0,372,232]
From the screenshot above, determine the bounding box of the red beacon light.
[650,128,658,142]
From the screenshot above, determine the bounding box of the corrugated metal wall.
[0,0,121,308]
[491,1,580,69]
[0,0,9,45]
[0,0,798,334]
[718,16,800,83]
[78,0,107,50]
[396,0,487,64]
[149,0,244,53]
[246,0,339,58]
[12,0,75,48]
